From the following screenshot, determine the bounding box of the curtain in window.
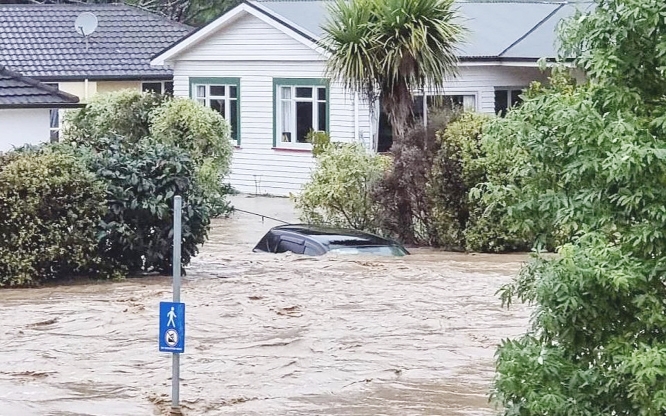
[281,87,293,142]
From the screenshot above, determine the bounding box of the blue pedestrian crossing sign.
[159,302,185,353]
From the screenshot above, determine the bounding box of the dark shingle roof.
[0,4,193,81]
[0,65,81,108]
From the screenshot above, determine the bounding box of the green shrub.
[0,150,110,286]
[63,89,167,143]
[150,98,234,216]
[305,130,332,157]
[65,91,234,217]
[294,142,391,232]
[79,136,210,274]
[372,109,460,245]
[428,112,531,251]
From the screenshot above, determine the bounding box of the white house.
[0,66,82,153]
[152,0,592,196]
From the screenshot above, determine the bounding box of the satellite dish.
[74,12,98,37]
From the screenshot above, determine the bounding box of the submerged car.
[253,224,409,256]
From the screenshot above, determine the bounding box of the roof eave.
[34,73,174,82]
[0,103,86,109]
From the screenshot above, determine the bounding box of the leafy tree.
[490,0,666,414]
[321,0,463,139]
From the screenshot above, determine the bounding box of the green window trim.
[272,78,330,148]
[189,77,241,145]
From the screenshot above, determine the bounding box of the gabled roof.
[152,0,593,66]
[0,4,193,81]
[0,66,82,109]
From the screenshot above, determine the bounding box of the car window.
[276,238,305,254]
[304,243,321,256]
[329,246,408,256]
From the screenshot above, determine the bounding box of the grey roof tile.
[0,65,81,108]
[0,4,193,80]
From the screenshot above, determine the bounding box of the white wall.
[167,10,550,196]
[0,108,50,153]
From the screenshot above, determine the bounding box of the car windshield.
[328,245,408,256]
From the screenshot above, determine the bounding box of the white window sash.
[276,85,326,149]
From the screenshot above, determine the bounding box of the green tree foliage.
[150,97,233,215]
[0,150,111,287]
[492,0,666,414]
[321,0,463,138]
[65,90,234,216]
[80,136,210,274]
[428,112,528,251]
[63,89,166,143]
[294,143,391,232]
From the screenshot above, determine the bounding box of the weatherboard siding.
[177,13,323,62]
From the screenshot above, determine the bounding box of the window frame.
[142,80,174,95]
[494,86,525,117]
[44,83,61,142]
[189,77,241,145]
[272,78,330,149]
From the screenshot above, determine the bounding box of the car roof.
[271,224,399,247]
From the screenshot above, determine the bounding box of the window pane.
[317,87,326,101]
[142,82,162,94]
[164,82,174,96]
[281,86,291,100]
[210,99,225,116]
[230,99,238,141]
[296,87,312,98]
[196,85,206,98]
[318,102,326,131]
[296,101,313,143]
[50,130,59,143]
[494,90,509,116]
[510,90,522,107]
[281,99,293,142]
[462,95,476,110]
[210,85,225,96]
[49,109,59,129]
[229,85,238,98]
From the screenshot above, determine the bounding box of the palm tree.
[321,0,464,141]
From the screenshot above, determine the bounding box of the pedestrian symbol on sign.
[167,307,177,327]
[159,302,185,353]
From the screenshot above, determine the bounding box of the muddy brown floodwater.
[0,195,530,416]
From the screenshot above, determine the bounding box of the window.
[189,77,240,143]
[44,83,60,142]
[412,94,477,119]
[273,78,329,148]
[142,81,174,95]
[494,88,524,117]
[377,93,476,152]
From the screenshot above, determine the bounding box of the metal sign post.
[159,196,185,416]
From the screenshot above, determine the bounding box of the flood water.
[0,195,529,416]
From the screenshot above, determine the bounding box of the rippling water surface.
[0,195,529,415]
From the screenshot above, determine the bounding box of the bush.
[428,112,532,251]
[78,136,210,274]
[372,109,459,245]
[150,98,234,216]
[294,142,391,232]
[64,91,234,217]
[63,89,167,143]
[0,150,110,286]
